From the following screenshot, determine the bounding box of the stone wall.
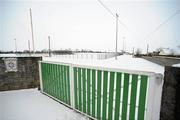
[160,66,180,120]
[0,57,42,91]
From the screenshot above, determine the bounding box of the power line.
[145,9,180,40]
[97,0,115,17]
[96,0,128,29]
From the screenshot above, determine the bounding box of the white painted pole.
[48,36,51,57]
[115,13,119,60]
[28,40,31,55]
[14,38,17,52]
[30,8,35,53]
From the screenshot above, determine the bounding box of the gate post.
[145,73,163,120]
[39,61,43,92]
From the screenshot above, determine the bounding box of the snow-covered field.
[0,89,88,120]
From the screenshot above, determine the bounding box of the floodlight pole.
[115,13,119,60]
[48,36,51,57]
[28,40,31,55]
[30,8,35,53]
[14,38,17,53]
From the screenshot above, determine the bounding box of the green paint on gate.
[63,66,67,104]
[67,66,71,105]
[41,63,149,120]
[97,70,102,120]
[61,65,64,102]
[108,72,115,120]
[48,64,51,95]
[57,65,60,100]
[114,73,122,120]
[51,64,53,96]
[46,64,49,94]
[82,68,86,113]
[102,71,108,120]
[46,63,49,93]
[74,67,78,109]
[56,65,61,100]
[54,64,57,98]
[41,63,71,106]
[138,75,148,120]
[121,73,130,120]
[59,65,64,101]
[129,74,138,120]
[91,69,96,118]
[51,64,54,96]
[58,65,62,101]
[54,65,57,98]
[87,69,91,115]
[78,68,82,111]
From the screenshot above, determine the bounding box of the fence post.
[38,61,43,92]
[145,73,163,120]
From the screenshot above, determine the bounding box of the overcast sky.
[0,0,180,53]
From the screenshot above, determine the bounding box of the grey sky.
[0,0,180,53]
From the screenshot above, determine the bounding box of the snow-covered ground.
[0,89,88,120]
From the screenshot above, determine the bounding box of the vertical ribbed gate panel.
[40,62,149,120]
[41,63,71,105]
[73,67,148,120]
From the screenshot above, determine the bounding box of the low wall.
[0,57,42,91]
[160,66,180,120]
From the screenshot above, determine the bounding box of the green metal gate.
[40,62,71,105]
[39,61,163,120]
[73,67,148,120]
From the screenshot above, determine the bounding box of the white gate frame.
[39,61,164,120]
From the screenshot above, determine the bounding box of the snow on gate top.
[43,55,164,75]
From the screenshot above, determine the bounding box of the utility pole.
[14,38,17,53]
[28,40,31,55]
[29,8,35,53]
[48,36,51,57]
[115,13,119,60]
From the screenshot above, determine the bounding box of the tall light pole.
[115,13,119,60]
[48,36,51,57]
[29,8,35,53]
[28,40,31,55]
[14,38,17,52]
